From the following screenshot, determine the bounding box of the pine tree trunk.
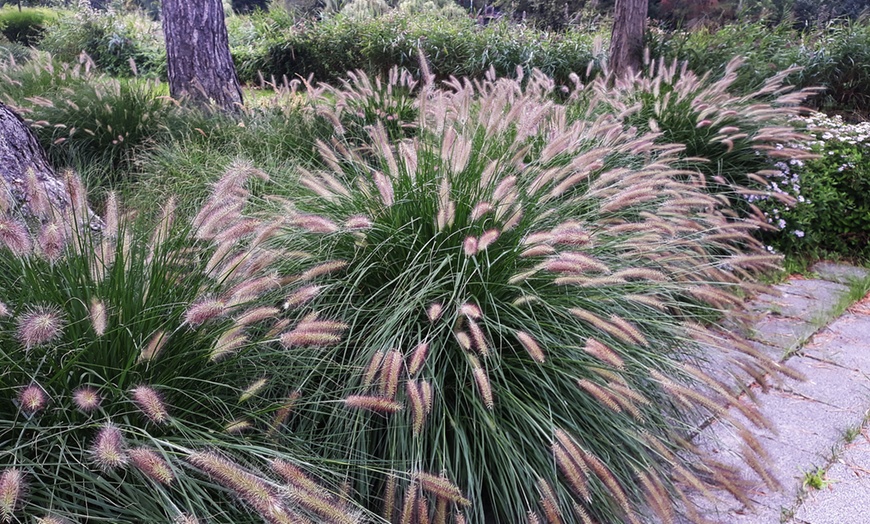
[0,102,104,228]
[0,102,69,217]
[609,0,648,78]
[161,0,243,111]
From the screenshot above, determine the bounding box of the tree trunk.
[609,0,648,78]
[161,0,243,111]
[0,102,103,228]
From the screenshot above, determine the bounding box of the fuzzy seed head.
[416,472,471,506]
[129,447,174,485]
[0,301,9,318]
[282,285,322,311]
[380,350,403,399]
[38,222,66,261]
[236,306,280,326]
[184,298,228,327]
[188,451,280,519]
[35,517,72,524]
[477,229,500,251]
[225,419,253,434]
[18,384,48,414]
[427,303,443,323]
[240,378,269,403]
[139,330,168,362]
[17,305,65,349]
[0,469,24,523]
[0,217,32,256]
[344,395,403,414]
[130,386,169,424]
[174,515,200,524]
[91,425,127,471]
[89,298,107,336]
[408,342,429,375]
[516,331,545,363]
[471,360,494,410]
[73,386,101,413]
[462,236,478,256]
[344,215,373,230]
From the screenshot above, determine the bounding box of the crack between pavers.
[801,353,870,376]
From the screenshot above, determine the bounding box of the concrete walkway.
[681,262,870,524]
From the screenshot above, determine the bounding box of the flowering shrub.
[0,167,363,523]
[756,113,870,257]
[258,69,795,524]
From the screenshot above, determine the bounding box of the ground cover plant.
[0,166,367,523]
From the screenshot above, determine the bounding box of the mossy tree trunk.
[161,0,243,111]
[609,0,647,78]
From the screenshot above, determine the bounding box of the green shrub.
[39,4,164,77]
[0,7,57,46]
[756,113,870,258]
[258,12,605,87]
[258,69,791,523]
[0,167,366,523]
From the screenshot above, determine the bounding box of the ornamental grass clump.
[262,69,796,523]
[0,166,363,523]
[585,56,819,218]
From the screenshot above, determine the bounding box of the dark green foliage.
[250,13,605,86]
[759,114,870,258]
[0,7,56,45]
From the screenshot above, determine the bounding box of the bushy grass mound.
[582,56,817,218]
[251,70,796,523]
[0,167,366,523]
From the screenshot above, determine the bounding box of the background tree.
[161,0,243,111]
[609,0,647,77]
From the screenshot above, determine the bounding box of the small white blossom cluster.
[749,112,870,242]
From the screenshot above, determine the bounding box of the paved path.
[680,262,870,524]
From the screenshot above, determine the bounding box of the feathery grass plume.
[188,451,285,521]
[35,517,71,524]
[240,378,269,403]
[174,515,200,524]
[0,216,32,256]
[225,419,253,434]
[236,306,280,326]
[0,469,24,524]
[139,329,168,362]
[362,350,386,388]
[268,391,301,437]
[416,471,471,507]
[89,297,107,336]
[90,425,127,471]
[17,383,48,414]
[73,386,101,413]
[184,297,228,326]
[406,380,427,435]
[400,482,418,524]
[37,222,66,261]
[130,386,169,425]
[17,304,65,349]
[129,447,174,485]
[211,325,248,361]
[0,302,8,318]
[344,395,403,414]
[380,350,403,399]
[536,479,563,524]
[283,285,323,311]
[408,342,429,375]
[515,331,545,363]
[264,65,791,524]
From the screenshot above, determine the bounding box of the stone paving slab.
[792,428,870,524]
[680,276,870,524]
[810,262,870,286]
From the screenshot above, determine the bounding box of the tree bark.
[161,0,243,111]
[609,0,648,78]
[0,102,103,228]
